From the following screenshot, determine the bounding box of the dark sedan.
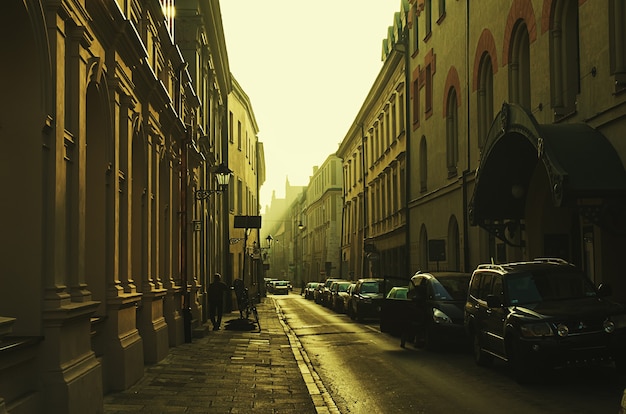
[382,272,471,350]
[303,282,320,299]
[348,278,385,321]
[330,281,352,313]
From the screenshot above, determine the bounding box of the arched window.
[550,0,579,119]
[477,53,494,150]
[420,136,428,193]
[508,21,531,110]
[446,88,458,177]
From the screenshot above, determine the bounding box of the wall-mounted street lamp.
[194,163,232,200]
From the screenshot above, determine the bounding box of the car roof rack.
[532,257,572,265]
[476,263,506,271]
[476,258,573,272]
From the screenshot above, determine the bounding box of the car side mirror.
[486,294,502,308]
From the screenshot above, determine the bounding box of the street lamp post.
[181,156,232,343]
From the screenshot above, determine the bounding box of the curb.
[273,299,341,414]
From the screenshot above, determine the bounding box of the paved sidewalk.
[104,297,339,414]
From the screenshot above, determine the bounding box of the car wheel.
[472,331,493,366]
[356,306,364,322]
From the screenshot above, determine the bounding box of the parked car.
[388,272,471,349]
[314,282,326,304]
[264,278,278,293]
[379,284,409,336]
[303,282,320,299]
[330,281,352,313]
[343,283,356,313]
[464,258,626,383]
[348,278,385,321]
[319,278,342,307]
[269,280,290,295]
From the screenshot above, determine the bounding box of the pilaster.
[103,293,144,392]
[137,290,169,363]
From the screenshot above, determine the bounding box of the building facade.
[227,76,265,294]
[406,0,626,303]
[302,155,344,283]
[338,4,410,281]
[261,180,306,285]
[339,0,626,307]
[0,1,237,412]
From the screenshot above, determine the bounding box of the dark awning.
[469,102,626,226]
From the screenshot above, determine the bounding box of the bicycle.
[238,287,261,331]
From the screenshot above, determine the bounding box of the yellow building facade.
[340,0,626,306]
[227,77,265,293]
[339,4,410,280]
[406,0,626,303]
[0,1,234,412]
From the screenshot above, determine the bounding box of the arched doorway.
[0,1,47,335]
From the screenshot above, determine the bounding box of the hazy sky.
[220,0,402,210]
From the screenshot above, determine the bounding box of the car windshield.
[431,276,470,301]
[275,281,289,287]
[338,282,351,292]
[506,271,597,305]
[361,281,381,294]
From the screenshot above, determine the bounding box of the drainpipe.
[361,124,368,278]
[402,24,411,278]
[462,0,471,272]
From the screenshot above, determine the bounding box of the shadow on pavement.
[224,317,258,331]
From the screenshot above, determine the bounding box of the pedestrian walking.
[208,273,230,330]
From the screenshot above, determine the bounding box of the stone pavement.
[103,296,340,414]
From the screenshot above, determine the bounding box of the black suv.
[465,258,626,383]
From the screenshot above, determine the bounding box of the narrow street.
[274,294,626,414]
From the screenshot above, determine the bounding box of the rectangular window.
[385,111,390,148]
[237,179,243,213]
[391,101,397,140]
[399,92,405,133]
[412,77,420,127]
[425,64,433,116]
[425,0,432,37]
[229,179,235,212]
[237,121,242,150]
[413,9,420,54]
[229,112,234,143]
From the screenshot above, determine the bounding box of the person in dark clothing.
[232,278,246,318]
[208,273,230,330]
